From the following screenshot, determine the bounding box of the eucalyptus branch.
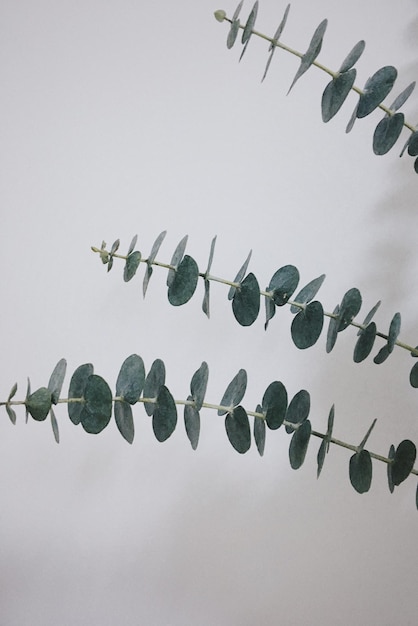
[2,355,417,509]
[92,233,418,389]
[214,3,418,172]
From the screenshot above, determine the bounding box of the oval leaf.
[373,113,404,155]
[225,406,251,453]
[153,385,177,442]
[339,40,366,73]
[285,389,310,433]
[349,449,372,493]
[184,399,200,450]
[353,322,377,363]
[114,400,134,444]
[387,312,401,353]
[357,66,397,118]
[290,274,326,313]
[262,381,287,430]
[124,250,141,282]
[291,301,324,349]
[218,369,247,416]
[228,250,252,300]
[391,440,417,486]
[288,19,328,93]
[168,255,199,306]
[167,235,188,288]
[116,354,145,405]
[322,69,356,122]
[289,420,311,469]
[254,410,266,456]
[268,265,299,306]
[48,358,67,405]
[81,375,113,434]
[387,444,396,493]
[410,362,418,388]
[26,387,52,422]
[232,272,260,326]
[190,361,209,411]
[326,305,340,353]
[50,407,59,443]
[143,359,166,416]
[338,287,362,331]
[68,363,94,425]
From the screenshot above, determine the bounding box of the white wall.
[1,1,417,624]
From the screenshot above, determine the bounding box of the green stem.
[220,12,417,133]
[92,244,418,358]
[4,392,417,477]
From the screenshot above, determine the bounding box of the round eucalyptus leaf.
[228,250,252,300]
[127,234,138,256]
[268,265,299,306]
[26,387,52,422]
[391,440,416,486]
[50,407,60,444]
[262,381,287,430]
[358,300,381,334]
[184,398,200,450]
[387,444,395,493]
[232,272,260,326]
[326,305,340,353]
[321,69,356,122]
[241,1,258,44]
[291,301,324,349]
[124,251,141,282]
[48,358,67,405]
[218,369,247,416]
[202,278,210,318]
[373,344,390,365]
[353,322,376,363]
[288,19,327,93]
[114,400,134,444]
[254,411,266,457]
[407,131,418,156]
[153,385,177,442]
[387,312,401,353]
[289,420,311,469]
[357,66,397,118]
[339,40,366,72]
[7,382,18,401]
[68,363,94,425]
[167,235,188,288]
[6,405,16,425]
[290,274,326,313]
[285,389,310,433]
[373,113,404,155]
[81,375,113,434]
[349,449,372,493]
[190,361,209,411]
[318,404,335,477]
[227,18,241,49]
[264,295,276,330]
[337,287,362,331]
[225,406,251,454]
[389,81,415,111]
[409,362,418,388]
[168,255,199,306]
[317,438,327,478]
[116,354,145,405]
[143,359,166,416]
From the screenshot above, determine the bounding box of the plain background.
[1,1,417,624]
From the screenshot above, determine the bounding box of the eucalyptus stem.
[4,391,417,477]
[217,10,417,134]
[91,243,418,358]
